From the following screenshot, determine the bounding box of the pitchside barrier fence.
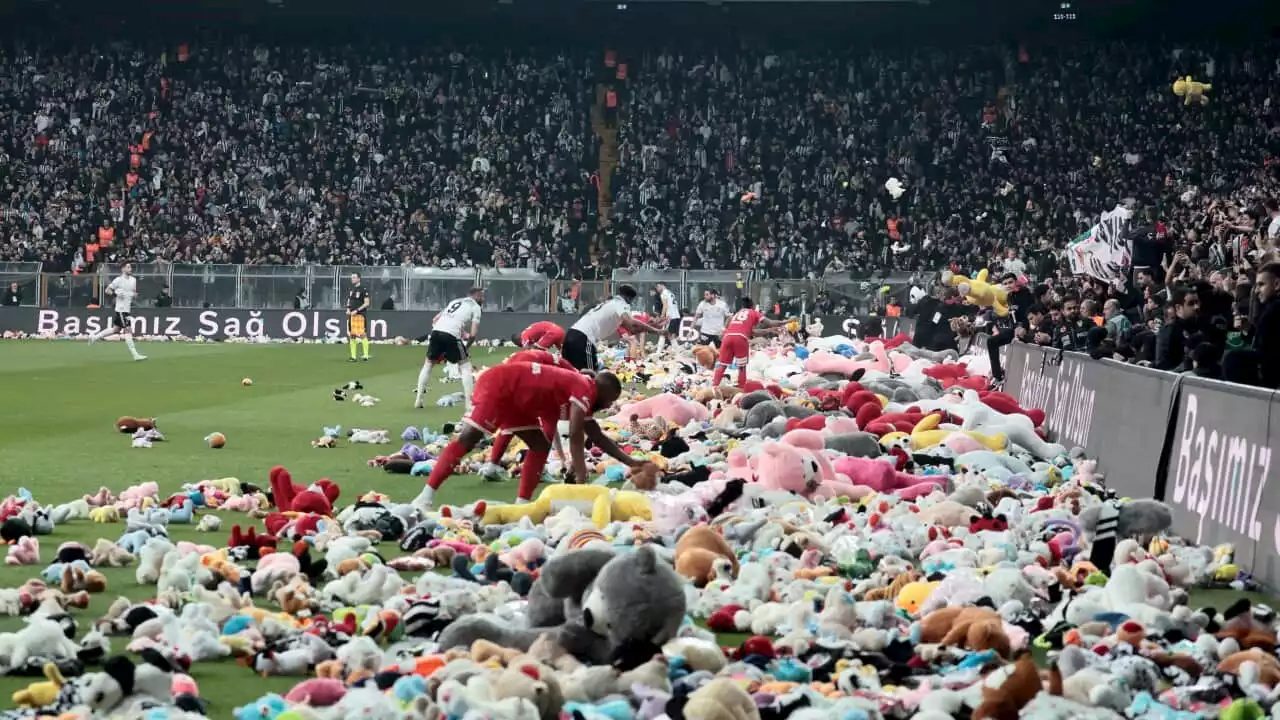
[0,308,911,345]
[1003,341,1280,589]
[11,263,930,315]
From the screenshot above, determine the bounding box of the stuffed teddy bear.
[972,652,1041,720]
[942,269,1010,317]
[674,525,739,587]
[268,466,340,516]
[1172,76,1211,105]
[435,545,686,667]
[481,485,651,528]
[917,606,1013,658]
[831,455,941,500]
[115,416,157,434]
[12,662,66,707]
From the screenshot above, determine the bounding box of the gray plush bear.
[825,431,882,458]
[737,390,775,411]
[435,545,685,666]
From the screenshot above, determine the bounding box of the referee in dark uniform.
[346,272,371,362]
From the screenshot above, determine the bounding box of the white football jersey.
[107,275,137,313]
[432,297,482,338]
[696,299,730,335]
[572,296,632,343]
[660,289,680,319]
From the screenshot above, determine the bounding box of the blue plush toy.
[794,346,810,360]
[410,460,434,476]
[166,499,194,524]
[233,693,289,720]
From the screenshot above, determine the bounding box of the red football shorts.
[718,333,750,366]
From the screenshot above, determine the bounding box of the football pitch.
[0,340,1263,711]
[0,340,516,709]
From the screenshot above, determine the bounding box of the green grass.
[0,340,515,712]
[0,340,1267,713]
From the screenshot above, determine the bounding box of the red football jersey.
[506,349,577,373]
[724,308,764,337]
[482,362,596,416]
[520,321,566,349]
[619,311,651,338]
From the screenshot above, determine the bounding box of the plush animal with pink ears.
[5,537,39,566]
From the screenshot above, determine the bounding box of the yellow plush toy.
[880,414,1008,452]
[89,506,120,524]
[13,663,65,707]
[481,485,651,528]
[941,269,1010,317]
[895,580,940,615]
[1172,76,1211,105]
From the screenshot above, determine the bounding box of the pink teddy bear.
[832,455,942,501]
[609,393,710,427]
[755,442,874,502]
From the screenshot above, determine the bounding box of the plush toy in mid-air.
[1172,76,1211,106]
[942,268,1010,317]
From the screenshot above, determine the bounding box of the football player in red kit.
[481,349,581,469]
[713,298,793,387]
[618,311,652,360]
[412,361,640,509]
[517,321,567,351]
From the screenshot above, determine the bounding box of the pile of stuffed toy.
[0,331,1269,720]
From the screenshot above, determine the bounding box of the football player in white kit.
[654,282,681,352]
[563,284,668,372]
[415,287,484,409]
[87,263,147,361]
[693,288,731,347]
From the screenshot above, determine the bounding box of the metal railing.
[26,264,929,312]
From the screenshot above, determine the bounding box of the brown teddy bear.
[674,525,739,587]
[115,416,157,433]
[973,652,1041,720]
[918,606,1013,659]
[1219,648,1280,686]
[691,346,716,370]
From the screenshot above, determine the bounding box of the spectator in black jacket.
[1250,263,1280,388]
[2,283,20,307]
[1155,287,1203,371]
[1057,297,1093,351]
[987,273,1036,382]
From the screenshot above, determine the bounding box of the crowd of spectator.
[2,31,1280,386]
[0,40,599,273]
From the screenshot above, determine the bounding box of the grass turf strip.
[0,340,1265,712]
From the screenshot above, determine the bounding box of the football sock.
[737,365,747,387]
[712,363,726,386]
[414,361,432,405]
[124,337,141,359]
[518,449,549,501]
[413,485,435,508]
[488,433,512,464]
[426,441,467,491]
[361,337,369,358]
[348,339,357,359]
[460,363,475,406]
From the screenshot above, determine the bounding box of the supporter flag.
[1068,205,1134,286]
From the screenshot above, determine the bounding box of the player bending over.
[618,310,652,361]
[412,362,636,511]
[515,320,566,351]
[479,348,580,475]
[87,262,146,361]
[564,284,668,372]
[346,272,372,362]
[712,298,792,387]
[415,287,483,409]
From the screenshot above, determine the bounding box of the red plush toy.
[785,415,827,433]
[707,604,745,633]
[969,513,1009,533]
[269,466,339,516]
[228,525,278,557]
[263,512,324,540]
[977,391,1047,428]
[734,635,776,660]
